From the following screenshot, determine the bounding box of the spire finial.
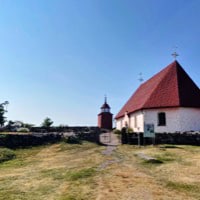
[104,95,107,103]
[171,46,179,60]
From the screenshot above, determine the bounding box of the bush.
[121,127,133,133]
[127,127,133,133]
[17,127,30,133]
[0,148,16,163]
[113,129,121,134]
[66,136,82,144]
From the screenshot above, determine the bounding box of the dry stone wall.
[121,131,200,145]
[0,127,100,148]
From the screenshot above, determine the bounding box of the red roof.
[115,61,200,119]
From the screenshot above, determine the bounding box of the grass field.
[0,142,200,200]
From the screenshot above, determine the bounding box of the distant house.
[115,60,200,133]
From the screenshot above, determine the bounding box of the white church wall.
[129,111,144,132]
[115,112,131,130]
[116,107,200,132]
[178,108,200,132]
[144,108,181,133]
[116,111,144,132]
[144,107,200,133]
[116,118,123,130]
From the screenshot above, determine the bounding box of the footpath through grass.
[0,142,200,200]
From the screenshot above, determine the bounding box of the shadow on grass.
[160,145,183,149]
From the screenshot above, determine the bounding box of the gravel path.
[102,145,116,155]
[99,132,120,146]
[98,132,121,170]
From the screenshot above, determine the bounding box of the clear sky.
[0,0,200,126]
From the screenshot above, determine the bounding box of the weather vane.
[171,46,179,60]
[138,72,144,83]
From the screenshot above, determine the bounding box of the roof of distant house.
[115,60,200,119]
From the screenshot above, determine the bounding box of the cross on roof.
[171,46,179,60]
[172,51,179,60]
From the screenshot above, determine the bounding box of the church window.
[158,112,166,126]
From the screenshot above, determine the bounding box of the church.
[115,60,200,133]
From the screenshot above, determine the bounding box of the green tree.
[0,101,9,127]
[42,117,53,128]
[23,123,35,129]
[6,120,15,130]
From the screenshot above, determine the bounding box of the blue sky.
[0,0,200,126]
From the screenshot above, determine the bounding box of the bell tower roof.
[100,96,110,109]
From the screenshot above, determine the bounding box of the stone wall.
[155,132,200,145]
[121,132,200,145]
[30,126,99,133]
[0,127,101,148]
[0,133,62,148]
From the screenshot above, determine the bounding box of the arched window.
[158,112,166,126]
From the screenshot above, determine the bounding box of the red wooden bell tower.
[98,96,113,129]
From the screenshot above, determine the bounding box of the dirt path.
[99,132,120,146]
[96,141,195,200]
[98,132,121,170]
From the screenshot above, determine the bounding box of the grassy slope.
[0,143,199,200]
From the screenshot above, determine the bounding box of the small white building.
[115,60,200,133]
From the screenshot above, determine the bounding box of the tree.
[42,117,53,128]
[6,120,15,130]
[23,122,35,129]
[0,101,9,127]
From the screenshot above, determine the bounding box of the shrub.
[0,148,16,163]
[121,127,133,133]
[113,129,121,134]
[127,127,133,133]
[17,127,30,133]
[66,136,82,144]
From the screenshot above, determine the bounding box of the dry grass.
[0,142,199,199]
[0,132,32,135]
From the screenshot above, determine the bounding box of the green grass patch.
[0,146,46,169]
[0,190,27,200]
[155,152,177,162]
[68,168,96,181]
[41,168,66,180]
[41,167,97,181]
[0,148,16,163]
[166,181,200,196]
[59,141,98,152]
